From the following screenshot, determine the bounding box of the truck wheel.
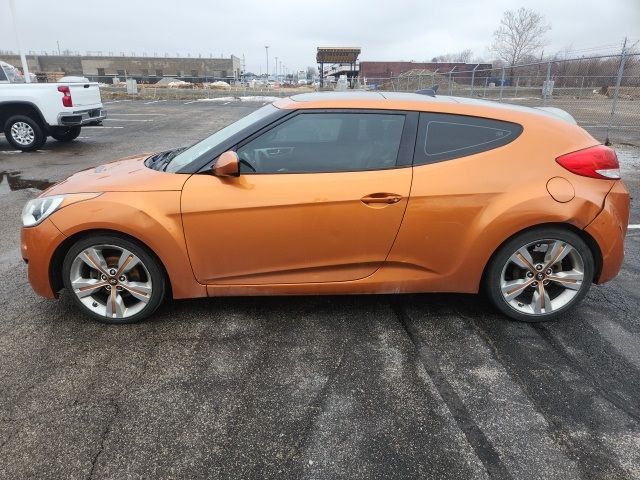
[50,126,81,142]
[4,115,46,152]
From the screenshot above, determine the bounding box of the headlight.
[22,196,65,227]
[21,193,102,227]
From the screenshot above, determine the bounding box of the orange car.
[21,92,629,324]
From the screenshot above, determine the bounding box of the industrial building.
[0,53,242,83]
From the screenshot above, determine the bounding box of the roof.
[316,47,361,64]
[288,91,456,103]
[273,92,579,126]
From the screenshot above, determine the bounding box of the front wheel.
[484,228,594,322]
[50,126,81,142]
[62,234,166,324]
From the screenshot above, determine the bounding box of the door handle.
[361,193,403,205]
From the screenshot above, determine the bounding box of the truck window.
[0,65,8,82]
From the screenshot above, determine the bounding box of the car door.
[181,110,417,285]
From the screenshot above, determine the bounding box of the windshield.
[166,104,279,172]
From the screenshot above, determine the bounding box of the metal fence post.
[470,64,479,97]
[499,67,505,101]
[448,67,456,95]
[515,76,519,97]
[483,76,488,98]
[606,39,628,144]
[579,76,584,99]
[543,61,551,106]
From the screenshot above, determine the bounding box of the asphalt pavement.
[0,100,639,479]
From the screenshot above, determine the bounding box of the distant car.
[0,61,106,151]
[21,92,629,323]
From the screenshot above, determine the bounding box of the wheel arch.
[49,228,174,299]
[480,222,603,290]
[0,101,48,131]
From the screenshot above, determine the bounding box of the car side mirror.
[212,151,240,177]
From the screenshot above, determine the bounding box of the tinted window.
[414,113,522,165]
[237,112,406,173]
[0,65,7,82]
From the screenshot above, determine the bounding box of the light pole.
[275,56,278,81]
[8,0,31,82]
[265,46,269,81]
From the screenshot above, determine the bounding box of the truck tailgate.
[67,83,102,107]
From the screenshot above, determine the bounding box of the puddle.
[0,172,54,194]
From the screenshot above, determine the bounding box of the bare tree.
[432,49,474,63]
[491,8,551,66]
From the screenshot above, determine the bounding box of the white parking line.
[103,100,132,104]
[104,113,166,116]
[143,100,168,105]
[104,118,154,122]
[629,225,640,229]
[184,100,198,104]
[83,126,124,129]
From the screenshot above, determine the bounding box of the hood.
[42,154,190,196]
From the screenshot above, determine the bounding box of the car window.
[414,113,523,165]
[0,65,7,82]
[237,112,406,173]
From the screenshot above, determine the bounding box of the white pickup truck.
[0,61,106,151]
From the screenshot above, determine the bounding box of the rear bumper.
[57,107,107,126]
[584,181,630,284]
[21,219,65,299]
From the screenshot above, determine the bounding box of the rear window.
[414,113,522,165]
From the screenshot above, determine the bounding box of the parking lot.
[1,100,639,479]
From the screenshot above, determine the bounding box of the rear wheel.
[4,115,46,151]
[484,227,594,322]
[62,234,166,324]
[50,126,81,142]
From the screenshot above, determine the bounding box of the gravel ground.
[0,100,639,479]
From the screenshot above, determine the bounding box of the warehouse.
[0,53,241,83]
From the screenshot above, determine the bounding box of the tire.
[4,115,46,152]
[484,227,594,322]
[62,234,167,324]
[50,126,81,142]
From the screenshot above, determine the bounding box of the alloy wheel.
[500,239,585,315]
[10,121,35,146]
[69,244,153,319]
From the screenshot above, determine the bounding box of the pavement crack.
[532,323,640,423]
[391,302,513,480]
[87,399,119,480]
[283,337,350,464]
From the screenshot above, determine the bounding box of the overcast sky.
[1,0,638,73]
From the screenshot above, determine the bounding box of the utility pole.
[57,40,61,55]
[8,0,31,82]
[275,56,278,80]
[265,46,269,80]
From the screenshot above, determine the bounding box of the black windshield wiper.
[160,147,188,171]
[145,148,187,171]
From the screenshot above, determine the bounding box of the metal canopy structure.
[316,47,361,64]
[317,47,361,88]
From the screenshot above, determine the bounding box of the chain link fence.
[364,51,640,145]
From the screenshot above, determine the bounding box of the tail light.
[556,145,620,179]
[57,85,73,107]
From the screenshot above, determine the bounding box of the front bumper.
[585,181,630,284]
[21,219,66,299]
[57,107,107,126]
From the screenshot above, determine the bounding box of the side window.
[236,112,406,173]
[414,113,523,165]
[0,65,7,82]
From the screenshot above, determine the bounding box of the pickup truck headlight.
[21,193,102,227]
